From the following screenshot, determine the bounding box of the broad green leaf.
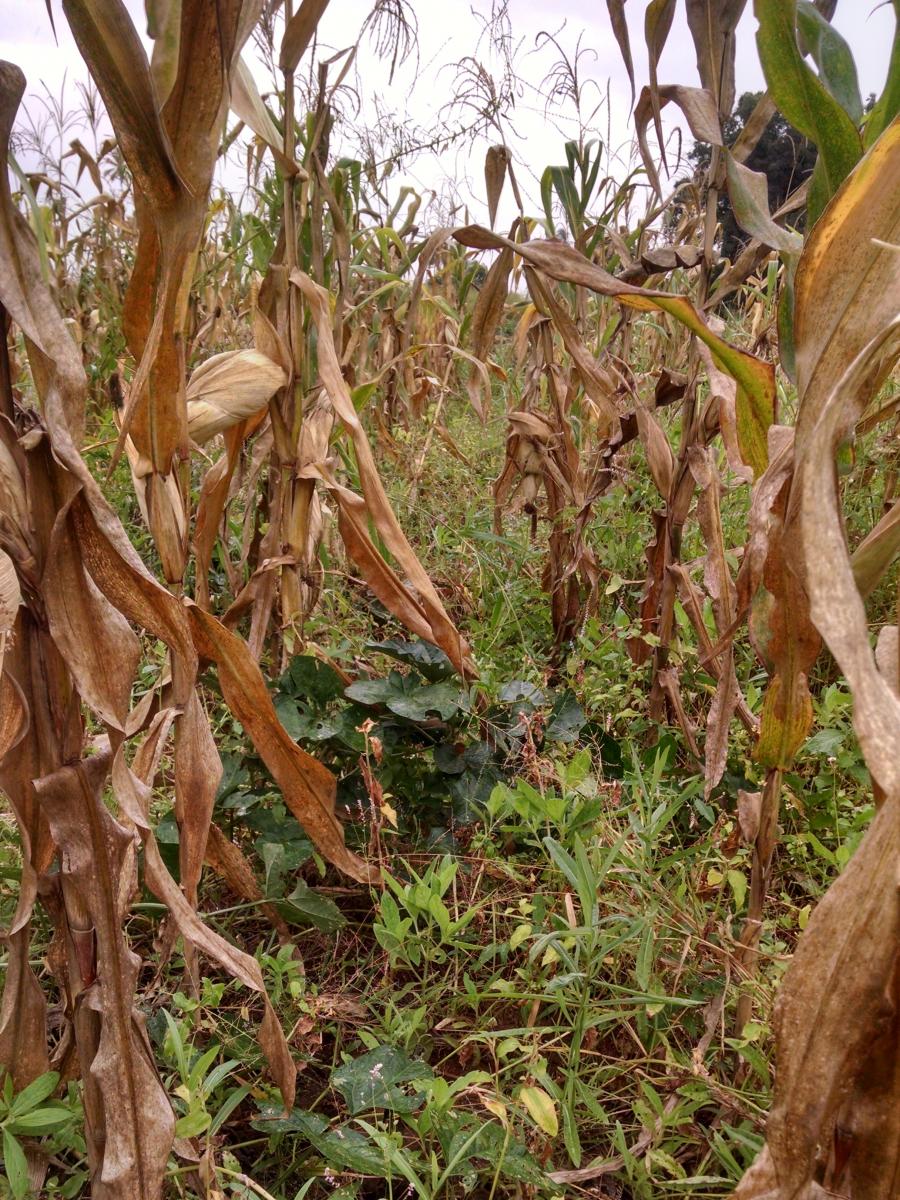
[796,0,863,124]
[253,1106,388,1174]
[7,1106,73,1134]
[498,679,545,706]
[864,0,900,146]
[331,1046,434,1115]
[259,842,288,898]
[8,1071,59,1117]
[727,869,748,910]
[345,672,460,721]
[366,638,455,681]
[545,691,586,743]
[276,880,346,933]
[509,923,532,951]
[344,673,405,708]
[174,1109,211,1138]
[725,156,803,255]
[386,683,459,722]
[755,0,861,223]
[280,654,346,706]
[2,1130,28,1200]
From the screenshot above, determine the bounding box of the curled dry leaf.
[0,547,19,674]
[697,338,754,483]
[734,793,900,1199]
[186,349,287,444]
[466,243,514,418]
[280,0,331,72]
[725,155,804,255]
[43,488,140,732]
[640,243,704,273]
[192,425,247,610]
[1,38,314,1197]
[36,751,174,1200]
[0,62,87,443]
[685,0,747,116]
[658,667,701,758]
[635,406,674,499]
[399,225,455,367]
[204,821,292,941]
[734,424,794,619]
[484,144,511,229]
[730,91,777,163]
[112,720,296,1108]
[232,57,305,178]
[117,427,187,585]
[737,788,763,843]
[688,446,740,798]
[634,83,722,197]
[172,692,220,983]
[644,0,678,165]
[291,267,476,678]
[0,430,29,544]
[794,121,900,795]
[606,0,635,107]
[851,496,900,599]
[63,0,266,588]
[66,495,371,887]
[749,487,820,771]
[454,225,775,476]
[0,641,45,1098]
[525,267,620,436]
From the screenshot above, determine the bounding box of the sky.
[0,0,895,228]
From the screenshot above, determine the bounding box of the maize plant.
[0,0,899,1197]
[0,1,472,1194]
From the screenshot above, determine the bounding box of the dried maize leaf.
[36,751,174,1200]
[187,349,287,444]
[454,225,775,476]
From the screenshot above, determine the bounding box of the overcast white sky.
[0,1,894,227]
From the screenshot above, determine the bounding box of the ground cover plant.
[0,0,898,1196]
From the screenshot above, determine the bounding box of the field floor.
[3,379,875,1200]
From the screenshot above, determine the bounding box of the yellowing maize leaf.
[454,226,775,476]
[519,1086,558,1137]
